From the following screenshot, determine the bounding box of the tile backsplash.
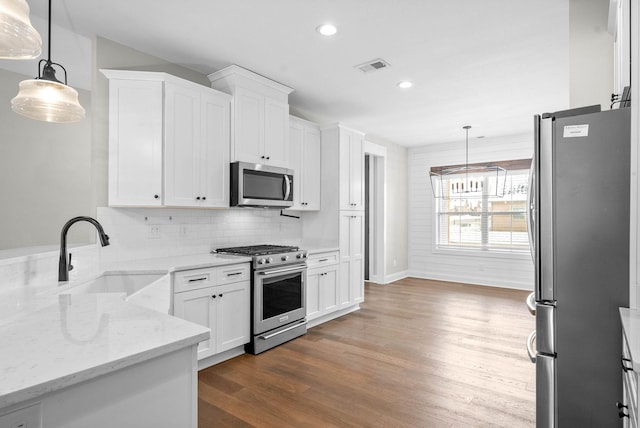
[97,206,303,265]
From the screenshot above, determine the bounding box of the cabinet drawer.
[217,264,250,285]
[173,267,216,293]
[307,251,339,268]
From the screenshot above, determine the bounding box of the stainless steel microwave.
[230,161,294,208]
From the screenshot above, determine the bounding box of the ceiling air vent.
[354,58,391,73]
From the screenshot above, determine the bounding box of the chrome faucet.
[58,216,110,282]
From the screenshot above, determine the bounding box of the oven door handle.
[259,320,306,340]
[258,265,305,276]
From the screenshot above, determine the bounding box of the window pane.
[434,168,530,253]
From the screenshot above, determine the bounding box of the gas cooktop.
[215,244,300,256]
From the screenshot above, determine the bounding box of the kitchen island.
[0,252,250,428]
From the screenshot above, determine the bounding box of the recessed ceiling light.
[397,80,414,89]
[316,24,337,36]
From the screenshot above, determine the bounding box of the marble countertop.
[0,293,209,409]
[0,252,252,411]
[620,308,640,371]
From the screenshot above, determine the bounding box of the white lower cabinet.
[340,211,365,306]
[306,255,339,322]
[173,264,250,360]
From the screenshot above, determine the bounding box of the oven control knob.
[258,258,266,265]
[296,253,303,259]
[281,255,289,261]
[267,257,274,264]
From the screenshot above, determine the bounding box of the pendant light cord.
[46,0,52,62]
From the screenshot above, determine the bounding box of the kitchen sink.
[59,272,164,296]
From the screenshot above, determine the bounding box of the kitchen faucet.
[58,216,110,282]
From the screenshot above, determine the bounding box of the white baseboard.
[408,270,533,291]
[307,304,361,329]
[382,270,409,284]
[197,346,245,370]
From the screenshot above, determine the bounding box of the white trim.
[307,305,360,328]
[383,270,409,284]
[197,346,244,370]
[363,141,387,286]
[206,64,294,94]
[408,270,533,291]
[432,247,532,261]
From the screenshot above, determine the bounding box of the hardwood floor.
[198,278,536,427]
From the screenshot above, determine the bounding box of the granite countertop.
[0,253,252,410]
[620,307,640,371]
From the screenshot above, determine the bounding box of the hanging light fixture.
[430,125,507,198]
[0,0,42,59]
[10,0,84,123]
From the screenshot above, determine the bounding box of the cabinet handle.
[319,258,329,262]
[226,272,243,277]
[622,357,634,373]
[188,277,208,283]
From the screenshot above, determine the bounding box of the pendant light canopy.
[11,0,84,123]
[0,0,41,59]
[430,126,507,199]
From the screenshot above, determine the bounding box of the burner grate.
[216,244,299,256]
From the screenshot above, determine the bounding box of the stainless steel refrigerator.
[526,105,630,427]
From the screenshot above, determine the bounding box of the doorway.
[363,142,386,283]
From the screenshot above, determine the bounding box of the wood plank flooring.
[198,277,536,427]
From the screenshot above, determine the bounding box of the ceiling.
[25,0,571,146]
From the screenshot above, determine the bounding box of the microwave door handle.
[284,175,291,200]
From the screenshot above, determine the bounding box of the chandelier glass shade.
[0,0,42,59]
[10,0,85,123]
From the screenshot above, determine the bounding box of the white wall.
[408,133,534,290]
[570,0,614,108]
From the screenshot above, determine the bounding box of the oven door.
[254,264,306,334]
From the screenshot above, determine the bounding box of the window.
[433,163,530,253]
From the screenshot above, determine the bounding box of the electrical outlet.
[148,225,161,239]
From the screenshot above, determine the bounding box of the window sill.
[432,247,532,261]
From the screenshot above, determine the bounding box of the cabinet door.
[215,281,250,353]
[339,130,353,210]
[349,257,364,304]
[350,212,364,258]
[321,265,339,313]
[302,125,321,210]
[107,79,163,206]
[233,87,264,164]
[164,82,201,207]
[289,121,304,210]
[264,98,290,167]
[306,269,321,320]
[173,288,215,359]
[339,260,351,307]
[349,133,365,210]
[200,90,230,207]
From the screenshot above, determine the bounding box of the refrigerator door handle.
[526,292,536,315]
[526,154,536,264]
[527,330,537,363]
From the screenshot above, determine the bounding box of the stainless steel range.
[215,244,308,354]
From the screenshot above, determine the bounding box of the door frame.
[363,141,386,284]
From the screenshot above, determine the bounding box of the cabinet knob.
[196,196,201,200]
[218,293,223,297]
[261,156,265,159]
[202,197,206,201]
[154,194,159,199]
[267,156,270,160]
[211,295,216,299]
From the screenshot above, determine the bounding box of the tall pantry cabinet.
[304,124,366,310]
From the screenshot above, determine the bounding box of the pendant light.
[430,126,507,198]
[0,0,42,59]
[10,0,84,123]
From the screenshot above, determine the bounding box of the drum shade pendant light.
[430,126,507,198]
[0,0,42,59]
[11,0,84,123]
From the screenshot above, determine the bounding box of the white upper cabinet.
[339,128,365,211]
[208,65,294,169]
[104,76,163,206]
[164,81,230,208]
[289,116,321,211]
[102,70,231,208]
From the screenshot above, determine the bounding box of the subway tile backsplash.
[96,207,303,265]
